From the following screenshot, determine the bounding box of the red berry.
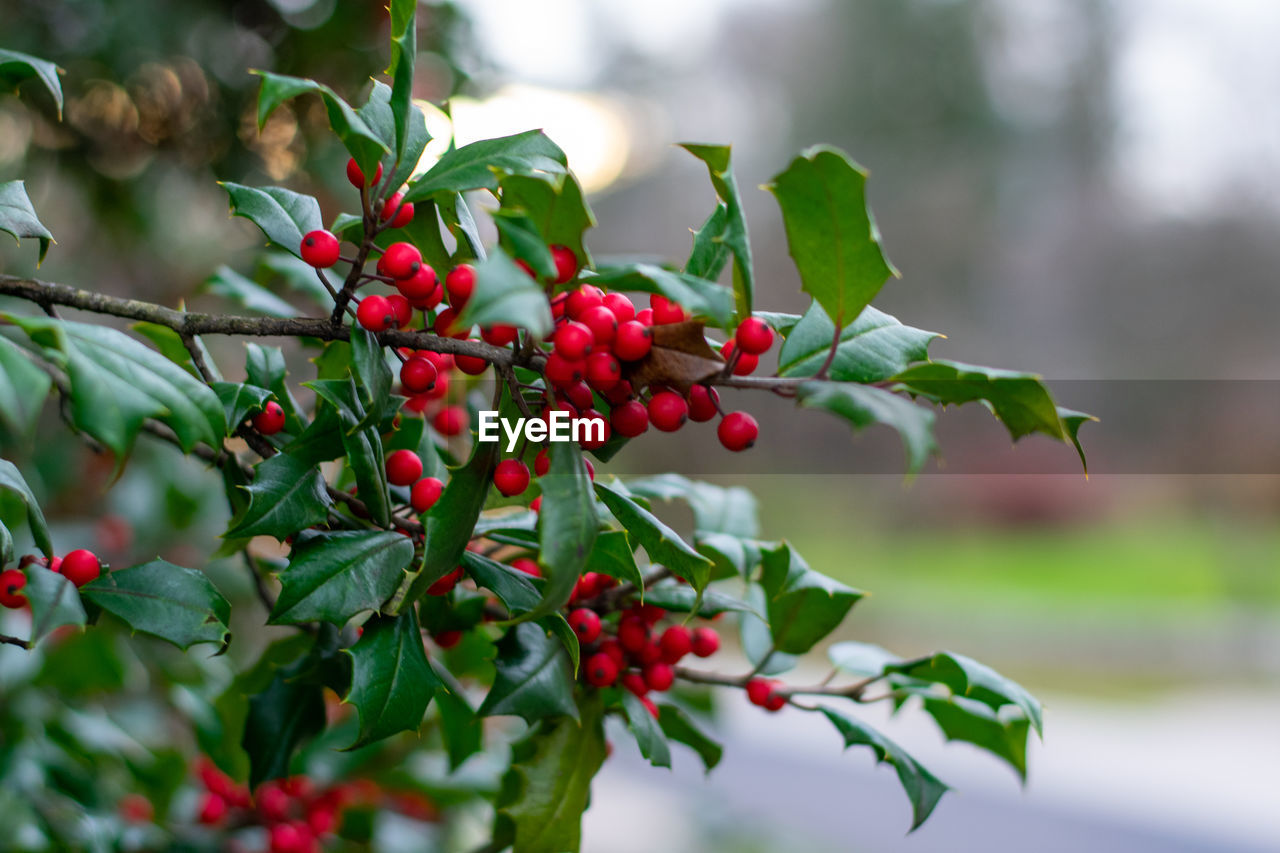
[563,381,595,411]
[622,671,648,697]
[387,294,412,328]
[550,244,578,284]
[717,411,759,452]
[638,604,666,624]
[599,639,626,668]
[356,294,395,332]
[568,608,602,644]
[617,616,649,653]
[575,572,604,600]
[268,822,306,853]
[735,316,774,355]
[658,625,693,663]
[576,409,610,450]
[410,477,444,513]
[197,792,228,825]
[584,351,620,392]
[445,264,476,306]
[60,549,100,587]
[455,348,489,375]
[494,459,530,497]
[427,566,464,596]
[346,158,382,188]
[307,808,335,836]
[379,192,414,228]
[746,678,773,707]
[553,321,594,360]
[396,265,438,302]
[529,495,542,512]
[433,405,466,436]
[635,308,655,326]
[544,352,585,387]
[118,794,153,824]
[644,662,675,692]
[377,242,422,280]
[764,688,787,712]
[650,294,687,324]
[253,400,286,435]
[647,391,688,432]
[566,285,604,320]
[482,324,518,346]
[533,448,550,477]
[690,627,720,658]
[400,357,438,394]
[433,307,466,338]
[610,400,648,437]
[641,696,660,719]
[613,321,652,361]
[386,449,424,486]
[720,340,758,375]
[637,640,663,665]
[435,629,462,649]
[511,557,541,577]
[687,384,719,422]
[584,652,618,687]
[579,305,617,346]
[300,230,340,268]
[603,379,634,407]
[603,292,635,323]
[0,569,28,608]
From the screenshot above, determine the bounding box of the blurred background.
[2,0,1278,850]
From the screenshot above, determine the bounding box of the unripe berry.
[584,351,620,392]
[647,391,688,432]
[400,357,438,394]
[622,671,649,697]
[387,294,412,328]
[511,557,541,577]
[735,316,774,354]
[579,305,617,346]
[300,230,340,268]
[386,449,424,486]
[613,321,652,361]
[687,384,719,422]
[356,294,395,332]
[610,399,649,437]
[481,324,518,347]
[434,407,466,435]
[0,569,28,608]
[650,294,687,325]
[566,285,604,320]
[568,608,602,644]
[690,626,720,658]
[445,264,476,306]
[544,352,585,387]
[553,321,593,360]
[410,477,444,513]
[617,616,649,653]
[603,292,635,323]
[550,244,578,284]
[644,662,675,692]
[396,264,438,302]
[197,792,228,825]
[494,459,530,497]
[346,157,382,188]
[658,625,693,663]
[253,400,286,435]
[720,340,758,375]
[718,411,759,452]
[379,191,414,228]
[60,549,101,587]
[584,652,619,687]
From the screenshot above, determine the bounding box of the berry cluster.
[0,549,102,610]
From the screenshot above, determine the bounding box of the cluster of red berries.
[0,549,102,609]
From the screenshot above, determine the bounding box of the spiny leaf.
[477,621,577,723]
[0,334,51,436]
[0,49,64,117]
[779,301,940,382]
[224,452,332,541]
[218,183,323,260]
[251,71,388,176]
[344,609,440,748]
[458,248,554,339]
[269,530,414,625]
[759,542,862,655]
[0,180,54,263]
[0,459,52,556]
[796,380,937,475]
[595,481,712,591]
[680,143,754,320]
[403,130,567,202]
[81,560,231,650]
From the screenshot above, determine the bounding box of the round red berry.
[396,265,438,302]
[617,616,649,653]
[433,406,466,436]
[622,671,648,697]
[566,285,604,320]
[577,409,610,450]
[533,448,551,477]
[356,294,395,332]
[61,549,101,587]
[746,678,773,707]
[387,294,412,328]
[690,627,720,658]
[482,324,519,346]
[720,340,758,375]
[550,244,578,284]
[346,158,382,188]
[454,348,489,375]
[410,477,444,513]
[377,242,421,280]
[644,662,675,692]
[613,321,652,361]
[553,321,594,360]
[568,608,602,644]
[433,307,465,338]
[687,384,719,422]
[764,687,787,712]
[379,192,414,228]
[434,629,462,649]
[253,400,286,435]
[544,352,585,387]
[400,357,438,394]
[603,292,635,323]
[511,558,541,577]
[299,230,340,268]
[579,305,617,346]
[734,317,774,354]
[0,568,28,608]
[386,449,424,486]
[635,308,655,326]
[718,411,759,452]
[650,294,687,324]
[647,391,688,432]
[494,459,530,497]
[584,652,618,687]
[445,264,476,306]
[564,381,595,411]
[599,639,626,668]
[427,566,464,596]
[584,351,620,392]
[658,625,693,663]
[197,792,228,825]
[610,400,649,437]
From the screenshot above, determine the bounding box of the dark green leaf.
[251,71,388,176]
[1059,407,1096,473]
[204,265,298,317]
[270,530,414,625]
[438,192,486,260]
[0,49,64,117]
[797,380,937,475]
[754,311,803,335]
[457,248,554,339]
[81,559,231,650]
[405,440,497,603]
[640,583,761,618]
[626,473,759,538]
[211,382,273,433]
[621,691,671,768]
[345,609,440,748]
[477,621,577,723]
[349,327,392,420]
[680,143,754,319]
[386,0,418,167]
[596,482,712,591]
[923,696,1031,780]
[696,532,763,578]
[403,130,567,202]
[892,360,1071,444]
[529,441,597,619]
[493,210,556,280]
[886,651,1042,735]
[130,321,197,374]
[759,542,862,655]
[309,377,391,527]
[820,706,949,831]
[657,704,722,772]
[0,334,50,436]
[23,565,85,645]
[739,583,796,675]
[766,145,899,325]
[435,688,484,771]
[219,182,323,260]
[541,613,581,675]
[779,302,939,382]
[461,550,542,615]
[0,180,53,263]
[242,645,326,788]
[0,459,52,556]
[225,452,331,540]
[500,172,595,268]
[584,529,643,588]
[589,264,735,329]
[685,203,730,283]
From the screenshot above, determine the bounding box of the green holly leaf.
[826,641,899,677]
[23,565,85,645]
[589,264,736,329]
[1059,407,1096,473]
[0,459,52,556]
[819,706,949,831]
[477,621,577,723]
[3,315,224,458]
[626,473,760,538]
[270,530,414,626]
[493,211,557,280]
[406,440,497,603]
[680,143,754,320]
[439,192,487,260]
[595,482,712,591]
[210,382,273,433]
[584,529,643,589]
[766,145,899,325]
[0,49,64,117]
[0,335,51,437]
[242,644,327,788]
[685,203,731,283]
[886,651,1043,735]
[759,542,861,655]
[529,441,597,620]
[923,695,1031,780]
[349,327,392,422]
[218,183,323,260]
[403,130,567,202]
[203,265,298,317]
[657,704,722,772]
[309,377,391,527]
[621,691,671,768]
[81,560,231,650]
[386,0,418,165]
[0,180,54,263]
[496,691,606,853]
[639,583,761,619]
[344,609,440,748]
[457,248,554,339]
[251,71,388,177]
[436,688,484,771]
[697,532,764,579]
[739,583,797,676]
[779,302,939,382]
[796,380,937,475]
[461,550,542,615]
[500,172,595,269]
[225,452,331,541]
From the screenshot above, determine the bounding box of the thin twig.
[0,633,30,649]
